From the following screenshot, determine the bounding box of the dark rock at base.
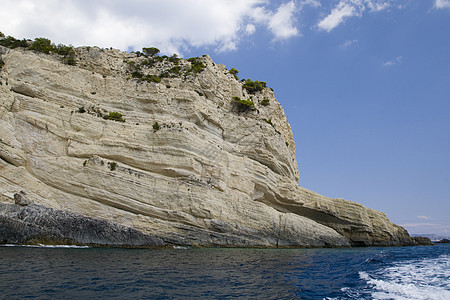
[14,191,31,206]
[412,236,434,246]
[436,238,450,244]
[0,203,165,247]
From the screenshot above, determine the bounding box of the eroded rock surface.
[0,44,414,247]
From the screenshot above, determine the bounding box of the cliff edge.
[0,37,414,247]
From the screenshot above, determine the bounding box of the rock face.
[0,43,414,247]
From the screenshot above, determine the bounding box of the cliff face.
[0,44,413,247]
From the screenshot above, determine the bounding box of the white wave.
[1,244,90,248]
[359,254,450,300]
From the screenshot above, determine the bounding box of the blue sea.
[1,244,448,299]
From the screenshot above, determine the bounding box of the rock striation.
[0,39,415,247]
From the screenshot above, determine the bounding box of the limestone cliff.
[0,39,414,247]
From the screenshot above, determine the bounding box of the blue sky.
[1,0,449,236]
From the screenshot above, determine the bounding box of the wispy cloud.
[340,39,358,48]
[318,1,364,32]
[435,0,450,9]
[317,0,392,32]
[383,56,402,66]
[417,215,431,220]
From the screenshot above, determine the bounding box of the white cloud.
[0,0,301,54]
[340,39,358,48]
[317,0,392,32]
[267,1,300,40]
[383,55,402,66]
[365,0,391,12]
[318,1,365,32]
[435,0,450,8]
[246,24,256,35]
[417,215,431,220]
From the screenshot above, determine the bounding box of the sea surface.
[0,243,448,299]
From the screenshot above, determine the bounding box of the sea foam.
[359,254,450,300]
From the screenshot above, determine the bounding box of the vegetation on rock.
[260,98,270,106]
[108,162,117,171]
[103,111,126,122]
[142,47,160,57]
[233,96,255,112]
[243,79,266,94]
[229,68,239,80]
[0,35,76,65]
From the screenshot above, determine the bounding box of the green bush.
[229,68,239,80]
[168,54,181,64]
[187,57,206,75]
[56,44,73,56]
[143,74,161,83]
[0,58,4,70]
[264,118,274,126]
[77,106,86,113]
[29,37,55,54]
[260,98,270,106]
[103,111,125,122]
[66,56,77,66]
[141,59,155,67]
[143,47,160,57]
[243,79,266,94]
[153,121,160,131]
[0,36,29,48]
[0,32,4,38]
[108,162,117,171]
[233,96,255,111]
[131,70,144,78]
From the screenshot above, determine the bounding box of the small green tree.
[143,47,160,57]
[0,36,29,48]
[153,121,160,131]
[108,162,117,171]
[243,79,266,94]
[260,98,270,106]
[229,68,239,80]
[186,57,206,75]
[233,96,255,112]
[29,38,55,54]
[103,111,125,122]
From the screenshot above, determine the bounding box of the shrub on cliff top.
[143,47,160,57]
[243,79,266,94]
[187,57,206,75]
[29,38,54,54]
[229,68,239,80]
[0,36,29,48]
